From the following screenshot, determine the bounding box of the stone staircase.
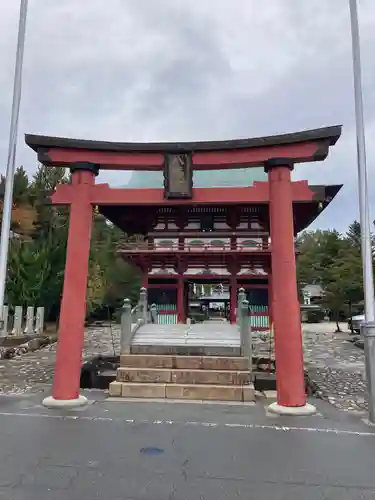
[109,353,255,402]
[110,288,254,402]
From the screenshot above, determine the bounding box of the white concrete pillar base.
[42,395,88,409]
[268,402,317,416]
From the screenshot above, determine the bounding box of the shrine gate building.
[25,125,342,414]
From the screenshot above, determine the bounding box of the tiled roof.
[125,167,267,188]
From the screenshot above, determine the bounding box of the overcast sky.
[1,0,375,232]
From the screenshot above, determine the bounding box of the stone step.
[116,367,251,385]
[131,345,241,356]
[120,354,249,371]
[109,381,255,402]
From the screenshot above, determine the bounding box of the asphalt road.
[0,393,375,499]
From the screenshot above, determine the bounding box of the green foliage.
[297,223,372,330]
[0,166,30,204]
[346,219,375,255]
[346,220,361,251]
[6,237,66,319]
[0,167,39,236]
[104,258,141,310]
[4,164,140,323]
[296,229,344,286]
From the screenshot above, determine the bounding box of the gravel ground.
[303,323,367,413]
[0,324,121,395]
[0,321,369,415]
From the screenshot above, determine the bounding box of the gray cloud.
[1,0,375,231]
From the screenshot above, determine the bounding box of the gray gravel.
[0,324,121,395]
[303,323,367,413]
[0,321,369,415]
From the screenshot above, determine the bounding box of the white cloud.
[1,0,375,231]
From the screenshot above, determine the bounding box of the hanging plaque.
[164,153,193,199]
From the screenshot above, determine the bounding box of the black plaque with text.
[164,153,193,199]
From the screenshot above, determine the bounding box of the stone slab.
[131,345,241,356]
[243,384,256,402]
[108,381,123,397]
[171,369,250,386]
[173,356,203,370]
[201,356,248,371]
[121,382,167,398]
[117,367,172,383]
[120,354,250,371]
[120,354,174,369]
[165,384,243,401]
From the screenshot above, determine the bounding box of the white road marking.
[0,410,373,436]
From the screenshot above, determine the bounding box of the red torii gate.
[25,125,341,415]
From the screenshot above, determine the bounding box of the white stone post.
[34,307,45,335]
[12,306,23,336]
[120,299,132,354]
[0,305,8,337]
[24,306,35,335]
[150,303,157,324]
[139,287,148,323]
[240,299,252,371]
[237,288,246,326]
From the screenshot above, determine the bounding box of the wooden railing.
[118,241,270,252]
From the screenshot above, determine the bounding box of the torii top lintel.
[25,125,342,171]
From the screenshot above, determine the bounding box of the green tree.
[5,165,69,320]
[297,229,345,287]
[6,237,65,319]
[322,246,363,331]
[29,165,69,239]
[4,163,141,324]
[103,258,141,311]
[345,219,375,258]
[0,166,39,236]
[0,166,30,204]
[346,220,361,251]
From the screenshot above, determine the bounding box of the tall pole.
[0,0,28,319]
[349,0,375,423]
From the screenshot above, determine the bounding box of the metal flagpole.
[349,0,375,422]
[0,0,29,327]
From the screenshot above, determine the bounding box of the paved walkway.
[0,393,374,499]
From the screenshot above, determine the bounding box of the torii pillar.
[265,158,316,416]
[42,162,98,408]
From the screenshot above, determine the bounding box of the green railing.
[249,305,270,330]
[155,304,176,312]
[154,303,178,325]
[157,313,178,325]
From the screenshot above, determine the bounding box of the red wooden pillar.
[268,272,273,328]
[265,158,306,410]
[229,276,237,324]
[177,276,185,323]
[43,163,98,408]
